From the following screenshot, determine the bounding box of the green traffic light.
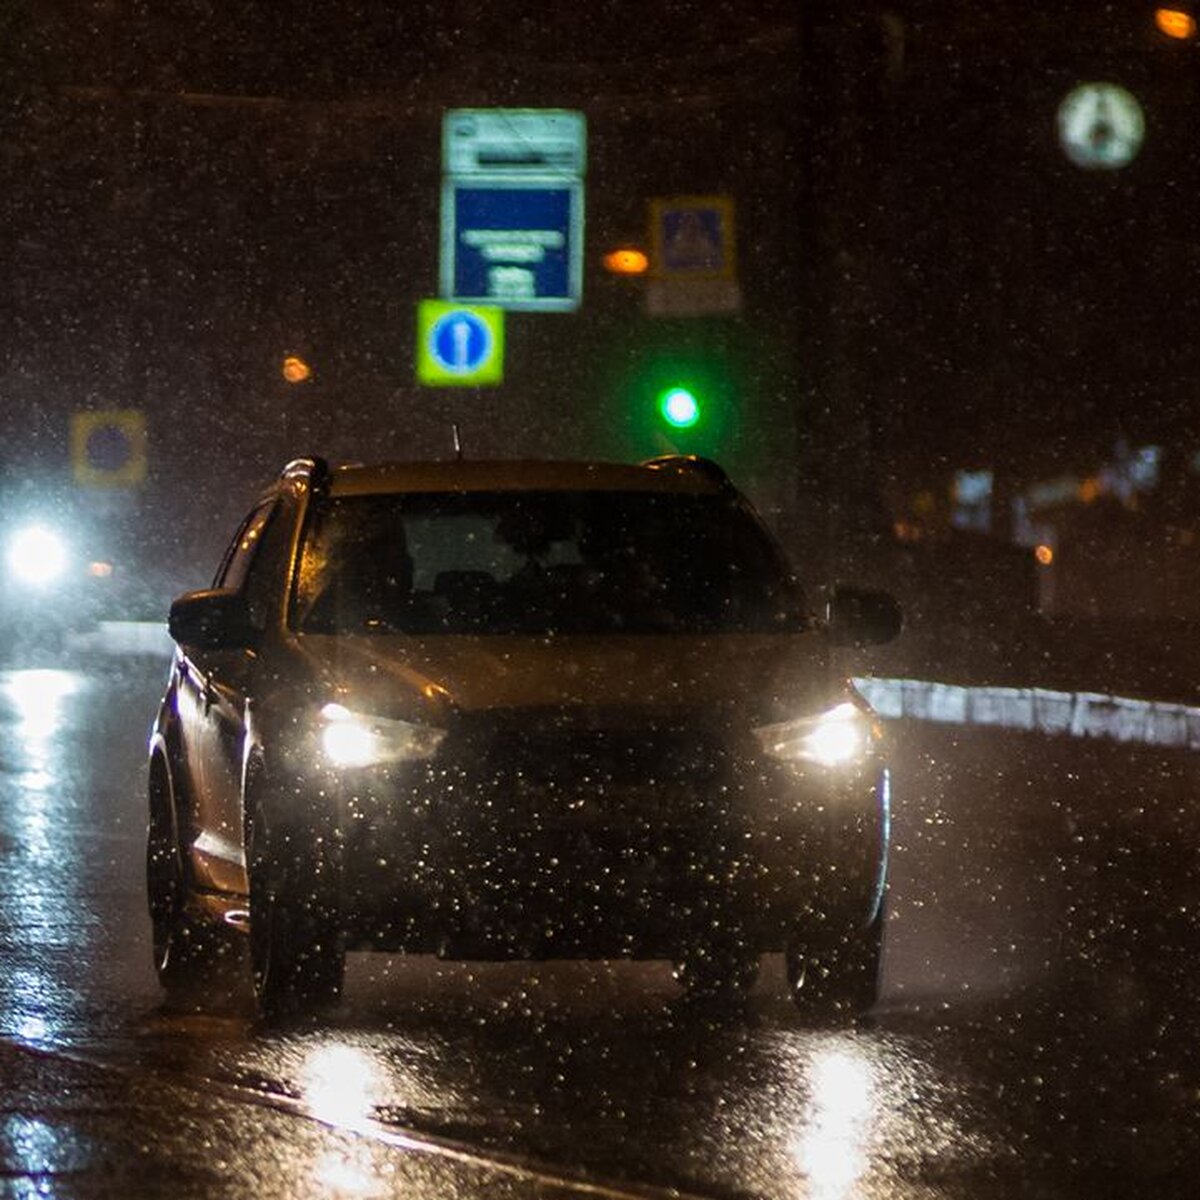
[658,386,701,429]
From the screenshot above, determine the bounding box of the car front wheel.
[146,760,237,999]
[247,778,345,1020]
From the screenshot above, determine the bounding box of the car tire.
[146,759,237,997]
[672,931,761,1006]
[246,777,345,1020]
[785,902,885,1020]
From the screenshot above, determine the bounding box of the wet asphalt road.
[1,659,1199,1198]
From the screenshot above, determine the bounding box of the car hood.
[291,631,846,723]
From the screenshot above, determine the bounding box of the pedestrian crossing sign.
[649,195,736,281]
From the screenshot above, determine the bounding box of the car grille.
[444,710,738,827]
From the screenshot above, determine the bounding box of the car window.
[215,503,275,592]
[291,490,805,635]
[215,500,296,627]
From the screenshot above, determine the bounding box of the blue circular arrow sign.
[430,310,492,374]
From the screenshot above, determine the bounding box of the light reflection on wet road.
[0,661,1198,1197]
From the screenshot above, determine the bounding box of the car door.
[179,498,290,895]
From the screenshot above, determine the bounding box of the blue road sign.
[416,300,504,386]
[650,195,736,280]
[432,310,491,372]
[441,179,583,312]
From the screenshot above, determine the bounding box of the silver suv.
[147,455,900,1018]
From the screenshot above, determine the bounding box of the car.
[146,453,901,1018]
[0,479,170,662]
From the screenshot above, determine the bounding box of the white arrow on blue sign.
[432,310,492,373]
[415,300,505,386]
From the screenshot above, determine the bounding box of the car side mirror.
[826,585,902,646]
[168,588,258,650]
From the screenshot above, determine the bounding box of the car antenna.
[452,422,463,461]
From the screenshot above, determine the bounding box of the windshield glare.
[291,490,804,635]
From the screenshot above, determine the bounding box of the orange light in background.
[88,560,114,578]
[1078,477,1101,503]
[282,355,312,383]
[1156,8,1197,39]
[603,248,649,276]
[1035,544,1055,567]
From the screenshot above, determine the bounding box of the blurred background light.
[1156,8,1197,39]
[603,247,649,275]
[281,354,312,384]
[657,385,701,429]
[7,526,69,587]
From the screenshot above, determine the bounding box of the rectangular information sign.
[443,109,586,177]
[441,178,582,311]
[440,108,586,313]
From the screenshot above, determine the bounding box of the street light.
[603,248,649,275]
[281,354,312,384]
[1155,8,1197,40]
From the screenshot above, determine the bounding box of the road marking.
[0,1035,710,1200]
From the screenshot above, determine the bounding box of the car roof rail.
[281,456,332,492]
[640,454,733,491]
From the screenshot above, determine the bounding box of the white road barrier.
[853,678,1200,751]
[67,621,173,657]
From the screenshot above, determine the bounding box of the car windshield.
[291,489,804,635]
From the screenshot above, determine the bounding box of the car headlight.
[752,700,878,769]
[7,524,69,587]
[319,702,446,768]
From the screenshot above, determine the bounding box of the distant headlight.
[753,701,877,769]
[7,525,69,587]
[319,702,446,769]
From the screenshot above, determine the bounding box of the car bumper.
[330,759,890,958]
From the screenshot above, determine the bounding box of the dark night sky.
[878,4,1200,475]
[0,0,1197,565]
